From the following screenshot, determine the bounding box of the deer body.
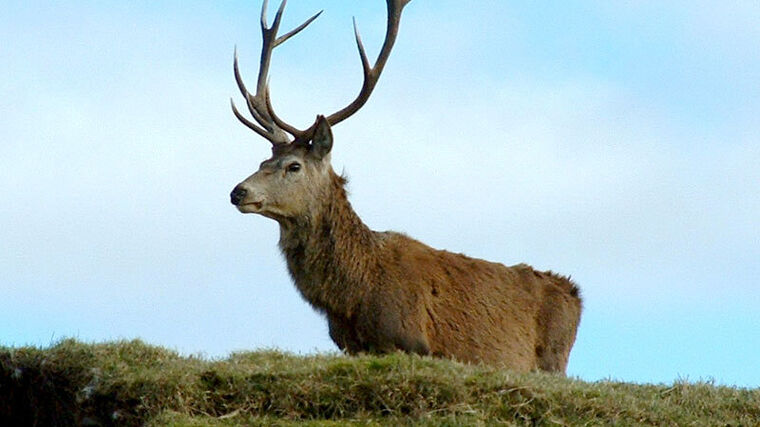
[229,0,582,373]
[280,169,580,371]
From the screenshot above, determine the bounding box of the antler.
[233,0,412,145]
[231,0,322,146]
[324,0,412,127]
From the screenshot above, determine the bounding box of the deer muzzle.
[230,185,248,206]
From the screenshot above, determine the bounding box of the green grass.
[1,339,758,426]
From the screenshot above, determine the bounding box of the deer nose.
[230,186,248,205]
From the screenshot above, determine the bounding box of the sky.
[1,1,758,387]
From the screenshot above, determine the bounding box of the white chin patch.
[237,203,263,214]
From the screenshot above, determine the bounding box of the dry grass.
[1,339,758,426]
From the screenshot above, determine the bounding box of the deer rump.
[229,0,582,374]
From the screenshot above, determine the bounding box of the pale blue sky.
[1,1,758,387]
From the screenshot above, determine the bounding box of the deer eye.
[286,162,301,173]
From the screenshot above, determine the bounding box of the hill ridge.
[2,339,758,426]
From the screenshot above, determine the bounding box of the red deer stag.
[229,0,582,373]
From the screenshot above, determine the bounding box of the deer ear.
[311,115,333,159]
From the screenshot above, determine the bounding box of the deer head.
[229,0,411,222]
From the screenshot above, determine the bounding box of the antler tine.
[264,84,305,138]
[324,0,412,127]
[353,18,372,77]
[275,9,323,48]
[233,0,322,146]
[257,0,285,96]
[233,48,271,130]
[231,98,271,140]
[260,0,268,29]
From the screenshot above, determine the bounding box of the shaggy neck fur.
[278,172,379,317]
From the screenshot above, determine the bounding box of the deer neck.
[278,174,377,317]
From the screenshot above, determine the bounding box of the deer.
[229,0,582,374]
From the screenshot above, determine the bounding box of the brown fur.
[239,139,583,373]
[230,0,583,369]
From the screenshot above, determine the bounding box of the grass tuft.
[1,339,758,426]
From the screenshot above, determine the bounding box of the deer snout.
[230,185,248,206]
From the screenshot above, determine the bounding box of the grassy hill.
[1,339,758,426]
